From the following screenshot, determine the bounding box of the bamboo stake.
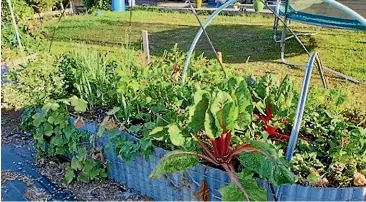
[6,0,22,48]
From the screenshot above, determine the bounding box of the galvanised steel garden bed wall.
[71,117,366,201]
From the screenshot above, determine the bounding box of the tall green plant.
[59,51,120,107]
[150,77,294,201]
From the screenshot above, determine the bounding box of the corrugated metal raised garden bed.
[72,117,366,201]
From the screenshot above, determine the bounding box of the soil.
[1,109,152,201]
[23,186,52,201]
[37,157,152,201]
[1,110,33,147]
[1,170,34,186]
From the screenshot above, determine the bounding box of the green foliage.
[239,140,295,186]
[65,147,107,184]
[151,76,294,200]
[28,0,60,12]
[187,77,254,138]
[293,103,366,186]
[251,74,296,126]
[1,0,46,61]
[58,51,120,107]
[150,151,199,179]
[2,55,65,110]
[220,169,267,201]
[22,98,87,155]
[21,98,108,184]
[83,0,111,10]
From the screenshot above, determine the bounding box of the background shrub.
[2,55,65,110]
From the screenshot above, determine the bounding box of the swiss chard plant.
[250,74,296,141]
[150,77,294,201]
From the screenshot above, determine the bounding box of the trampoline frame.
[273,0,366,84]
[181,0,366,85]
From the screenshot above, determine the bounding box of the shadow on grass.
[48,20,315,63]
[147,24,315,63]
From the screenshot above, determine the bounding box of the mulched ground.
[37,157,151,201]
[1,109,152,201]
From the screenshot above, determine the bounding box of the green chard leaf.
[204,109,218,139]
[219,169,267,201]
[211,90,238,134]
[235,79,253,130]
[71,157,82,170]
[168,124,186,147]
[188,90,210,133]
[149,126,168,141]
[150,151,199,178]
[239,140,295,186]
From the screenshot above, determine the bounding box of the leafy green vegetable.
[239,141,295,186]
[150,151,199,178]
[220,169,267,201]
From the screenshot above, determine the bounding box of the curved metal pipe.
[324,0,366,26]
[181,0,237,85]
[285,52,318,161]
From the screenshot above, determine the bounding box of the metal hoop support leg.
[286,52,318,161]
[181,0,237,85]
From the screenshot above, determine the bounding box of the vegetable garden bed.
[4,46,366,201]
[73,117,366,201]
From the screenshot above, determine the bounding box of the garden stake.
[48,1,70,53]
[6,0,22,48]
[142,30,150,65]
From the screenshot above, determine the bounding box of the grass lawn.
[44,10,366,110]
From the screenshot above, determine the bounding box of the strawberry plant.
[21,96,108,184]
[65,147,107,184]
[150,77,294,201]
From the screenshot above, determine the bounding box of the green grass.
[44,10,366,110]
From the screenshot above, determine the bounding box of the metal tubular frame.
[181,0,366,85]
[273,0,366,84]
[286,52,323,161]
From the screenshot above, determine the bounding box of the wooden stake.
[217,52,223,64]
[142,30,150,65]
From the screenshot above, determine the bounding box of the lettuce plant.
[150,78,294,201]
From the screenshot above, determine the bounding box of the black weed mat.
[1,144,77,201]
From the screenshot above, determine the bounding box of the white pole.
[142,30,150,65]
[129,0,135,7]
[6,0,22,48]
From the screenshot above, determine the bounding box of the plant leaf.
[211,90,238,134]
[106,107,121,115]
[168,124,185,147]
[150,151,199,178]
[149,126,167,141]
[71,157,82,170]
[219,169,267,201]
[97,116,109,137]
[188,90,210,133]
[235,80,253,129]
[239,140,295,186]
[69,96,88,112]
[65,166,75,184]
